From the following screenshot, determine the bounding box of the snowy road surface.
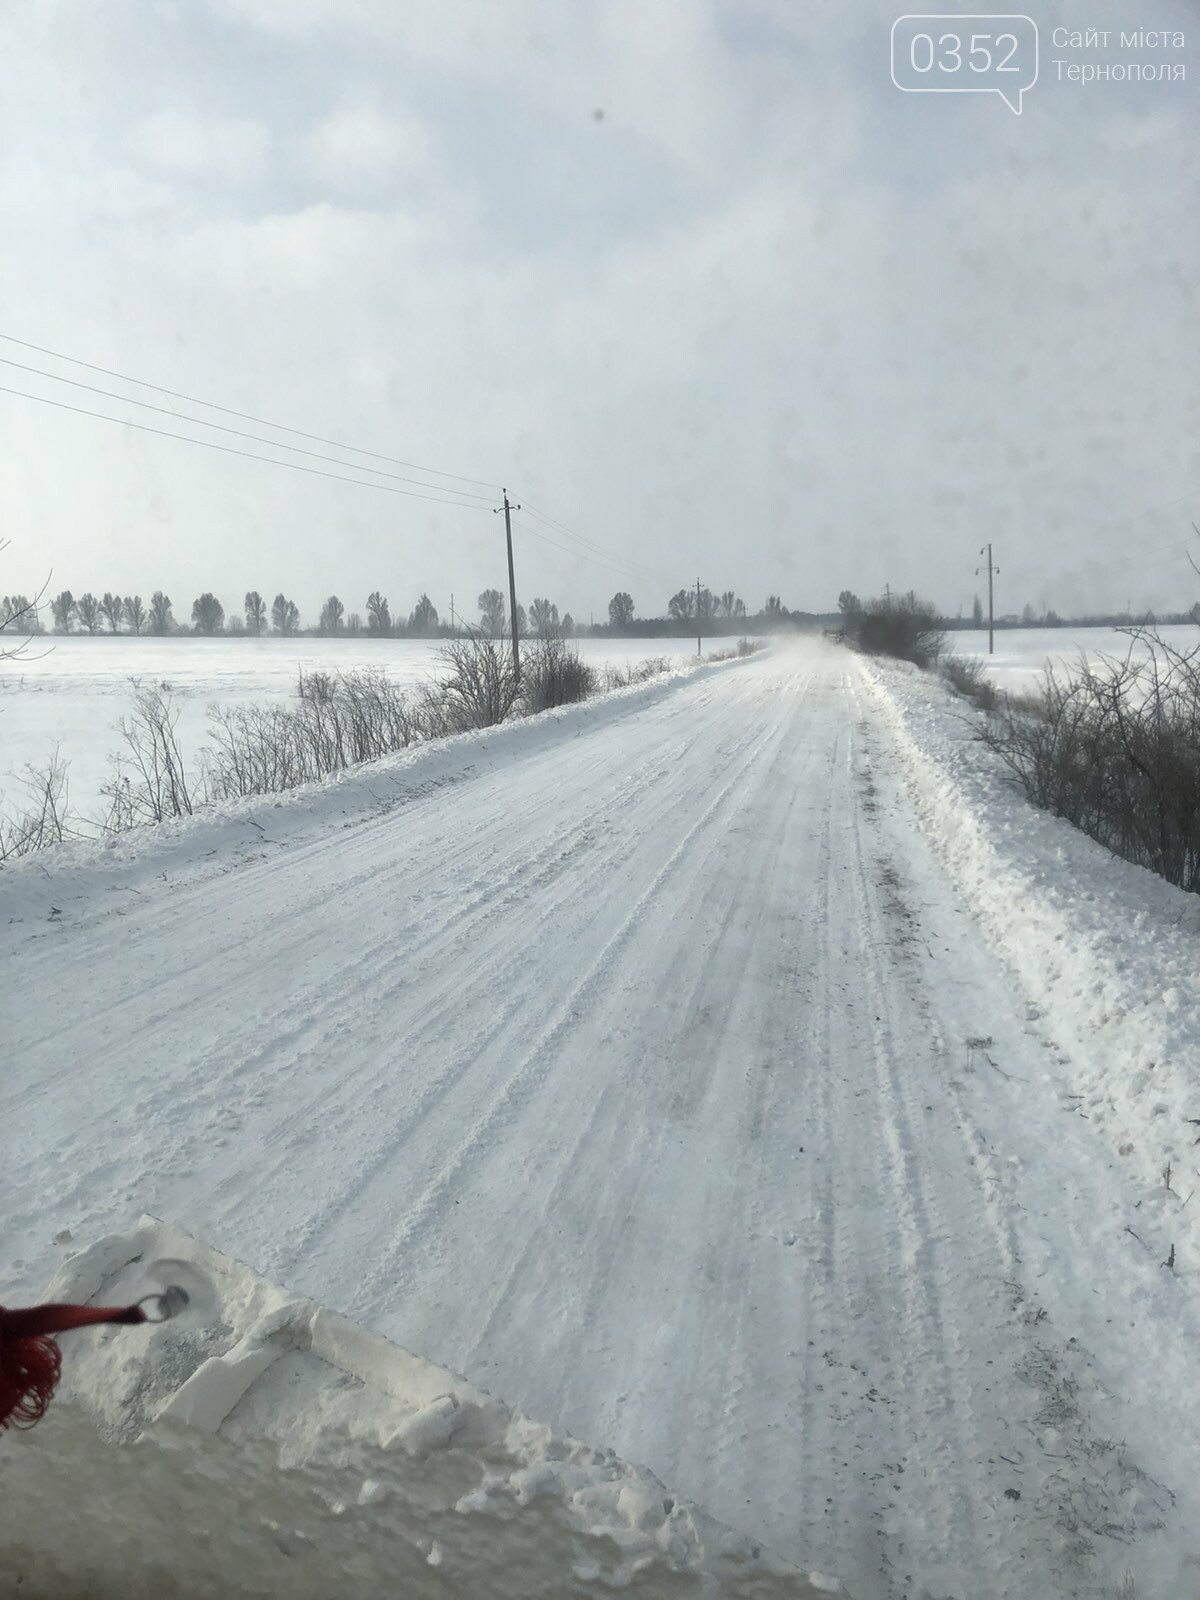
[4,640,1197,1598]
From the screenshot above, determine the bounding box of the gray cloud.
[1,0,1196,623]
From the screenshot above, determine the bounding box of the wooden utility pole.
[696,576,702,656]
[977,543,999,655]
[495,489,521,679]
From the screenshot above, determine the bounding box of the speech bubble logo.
[891,14,1039,115]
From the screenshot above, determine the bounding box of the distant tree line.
[940,594,1200,630]
[14,584,830,640]
[22,588,456,638]
[11,579,1199,644]
[600,588,822,636]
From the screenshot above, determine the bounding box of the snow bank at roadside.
[860,658,1200,1258]
[2,1219,842,1599]
[0,656,740,929]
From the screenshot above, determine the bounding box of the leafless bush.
[337,668,418,760]
[437,630,519,729]
[205,704,306,798]
[298,669,336,704]
[0,751,74,858]
[941,653,998,711]
[600,656,673,691]
[99,681,195,828]
[204,668,419,800]
[519,633,596,713]
[980,630,1200,893]
[709,638,767,661]
[846,594,945,668]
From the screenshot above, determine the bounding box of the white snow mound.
[2,1219,845,1599]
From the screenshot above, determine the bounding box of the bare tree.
[529,597,559,635]
[191,592,225,633]
[719,590,735,618]
[668,588,695,622]
[318,595,345,635]
[51,590,75,633]
[608,591,634,629]
[148,591,174,634]
[245,591,266,635]
[100,592,124,633]
[478,588,506,636]
[77,593,101,634]
[409,593,439,634]
[0,553,50,660]
[272,593,300,635]
[367,591,391,635]
[123,594,146,634]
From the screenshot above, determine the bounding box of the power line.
[511,516,673,586]
[0,331,502,490]
[0,331,683,588]
[519,499,667,582]
[1086,537,1194,576]
[0,356,497,503]
[0,385,493,511]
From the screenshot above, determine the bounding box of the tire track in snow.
[330,675,804,1322]
[6,643,1158,1597]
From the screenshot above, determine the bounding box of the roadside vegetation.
[0,631,757,859]
[835,590,945,669]
[977,629,1200,895]
[840,588,1200,899]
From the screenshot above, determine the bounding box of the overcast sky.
[1,0,1197,626]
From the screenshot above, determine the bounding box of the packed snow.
[4,1218,837,1599]
[4,638,1200,1597]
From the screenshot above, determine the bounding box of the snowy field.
[950,622,1199,696]
[5,637,1200,1598]
[0,633,723,822]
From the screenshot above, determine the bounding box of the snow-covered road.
[4,639,1197,1598]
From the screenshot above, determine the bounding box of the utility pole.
[449,593,456,633]
[884,582,891,607]
[977,543,999,655]
[494,488,521,679]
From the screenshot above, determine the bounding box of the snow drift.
[2,1220,844,1599]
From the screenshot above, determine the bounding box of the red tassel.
[0,1330,62,1430]
[0,1302,148,1432]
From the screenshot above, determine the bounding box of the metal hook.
[136,1285,190,1323]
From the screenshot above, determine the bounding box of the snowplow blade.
[2,1219,846,1598]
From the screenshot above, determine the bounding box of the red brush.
[0,1287,188,1430]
